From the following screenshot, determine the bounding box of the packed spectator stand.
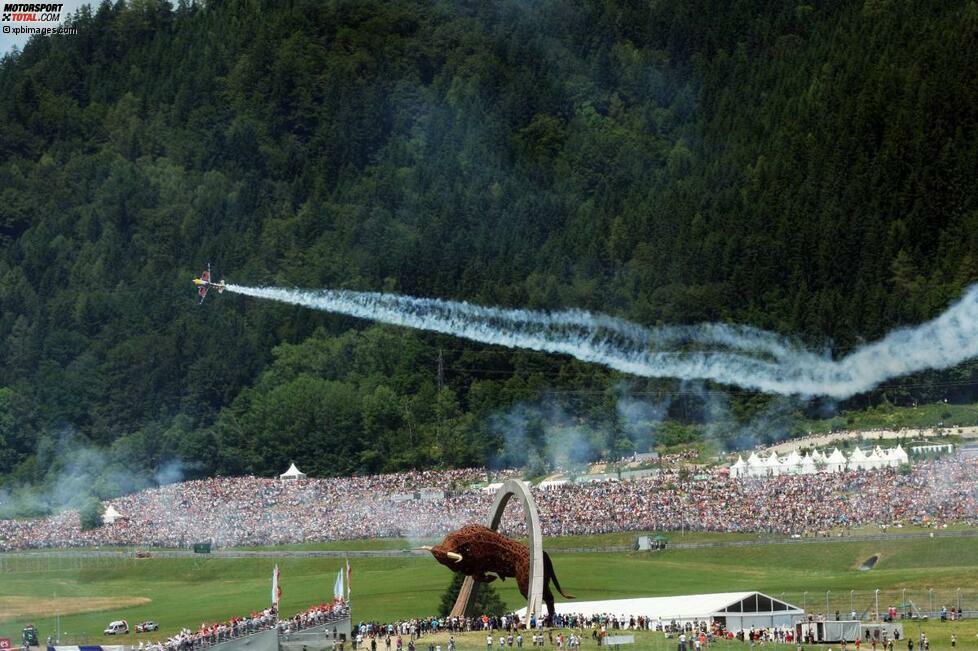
[1,458,976,551]
[137,600,349,651]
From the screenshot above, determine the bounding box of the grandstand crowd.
[1,457,976,551]
[139,600,349,651]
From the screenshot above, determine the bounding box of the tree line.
[1,0,976,513]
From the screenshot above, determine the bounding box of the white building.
[517,592,804,633]
[910,443,954,455]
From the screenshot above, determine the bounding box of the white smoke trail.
[224,283,978,399]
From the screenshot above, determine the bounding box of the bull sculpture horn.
[415,546,433,551]
[446,552,463,563]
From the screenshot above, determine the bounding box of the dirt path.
[0,596,151,621]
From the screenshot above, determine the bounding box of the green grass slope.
[3,534,978,644]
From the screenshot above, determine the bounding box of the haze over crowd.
[2,457,975,551]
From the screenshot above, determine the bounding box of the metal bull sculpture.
[419,524,574,616]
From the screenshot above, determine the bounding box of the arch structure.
[449,479,544,619]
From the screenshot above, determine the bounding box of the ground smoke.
[225,284,978,399]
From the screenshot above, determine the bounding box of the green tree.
[438,572,507,618]
[79,497,104,531]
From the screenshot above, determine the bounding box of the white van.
[104,620,129,635]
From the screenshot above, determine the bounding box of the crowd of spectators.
[139,600,349,651]
[1,458,976,551]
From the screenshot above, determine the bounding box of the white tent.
[799,453,817,475]
[279,463,308,480]
[865,448,885,470]
[538,479,569,489]
[729,456,747,479]
[102,504,125,525]
[848,447,867,470]
[780,450,801,475]
[881,447,898,468]
[825,448,848,473]
[746,452,766,478]
[890,445,909,465]
[515,591,804,633]
[763,451,782,477]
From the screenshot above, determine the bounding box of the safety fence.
[761,589,978,622]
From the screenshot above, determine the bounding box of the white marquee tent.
[729,456,747,479]
[746,452,766,478]
[848,447,867,470]
[763,451,782,477]
[538,479,569,489]
[865,448,885,470]
[780,450,801,475]
[731,443,911,480]
[825,448,848,473]
[887,445,909,465]
[799,453,816,475]
[279,463,308,480]
[102,504,125,525]
[516,592,804,633]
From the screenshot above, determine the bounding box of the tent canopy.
[515,591,804,629]
[279,463,308,480]
[102,504,125,524]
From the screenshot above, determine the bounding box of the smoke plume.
[224,283,978,399]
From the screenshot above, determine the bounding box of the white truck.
[104,621,129,635]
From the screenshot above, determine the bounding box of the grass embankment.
[3,534,978,644]
[803,402,978,434]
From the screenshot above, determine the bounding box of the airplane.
[192,263,226,303]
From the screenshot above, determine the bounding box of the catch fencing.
[760,589,978,622]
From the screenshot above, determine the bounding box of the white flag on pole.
[272,564,281,608]
[333,568,344,600]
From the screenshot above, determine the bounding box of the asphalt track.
[4,529,978,559]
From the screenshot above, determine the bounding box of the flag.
[345,559,351,601]
[333,568,344,600]
[271,564,281,608]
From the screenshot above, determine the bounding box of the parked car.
[136,621,158,633]
[22,625,39,647]
[104,621,129,635]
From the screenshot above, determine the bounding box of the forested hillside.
[1,0,977,510]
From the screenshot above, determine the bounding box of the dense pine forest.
[1,0,977,512]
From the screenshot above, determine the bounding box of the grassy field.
[411,625,978,651]
[803,401,978,434]
[3,532,978,645]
